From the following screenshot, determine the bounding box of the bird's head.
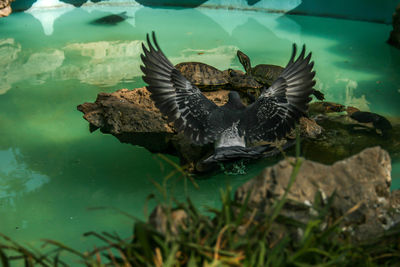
[226,91,246,110]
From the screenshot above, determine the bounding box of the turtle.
[347,109,392,135]
[174,62,230,91]
[141,32,315,165]
[237,50,325,101]
[175,62,263,101]
[308,101,346,115]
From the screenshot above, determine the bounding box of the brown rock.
[149,205,188,235]
[235,146,394,241]
[299,116,323,139]
[77,87,229,168]
[78,87,399,172]
[77,87,176,153]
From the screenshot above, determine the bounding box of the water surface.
[0,5,399,256]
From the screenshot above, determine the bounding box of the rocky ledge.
[388,4,400,49]
[235,146,395,242]
[149,147,400,243]
[77,87,399,172]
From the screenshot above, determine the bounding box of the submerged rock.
[235,147,399,241]
[388,4,400,49]
[0,0,13,17]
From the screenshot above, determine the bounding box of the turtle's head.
[237,50,251,74]
[227,68,240,77]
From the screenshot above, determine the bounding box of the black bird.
[140,32,315,164]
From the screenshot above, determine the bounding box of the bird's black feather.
[141,32,315,154]
[239,44,315,143]
[141,32,223,145]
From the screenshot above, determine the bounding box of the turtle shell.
[175,62,230,90]
[250,64,284,86]
[251,64,325,100]
[224,69,263,100]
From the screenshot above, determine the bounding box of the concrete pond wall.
[11,0,399,24]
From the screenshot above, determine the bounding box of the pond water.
[0,4,399,257]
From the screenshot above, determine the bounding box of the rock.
[235,147,398,241]
[388,4,400,49]
[145,148,400,242]
[78,87,326,171]
[77,88,175,153]
[78,88,399,172]
[77,87,229,170]
[0,0,13,17]
[148,205,188,235]
[298,117,323,139]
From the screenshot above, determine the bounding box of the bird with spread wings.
[140,32,315,164]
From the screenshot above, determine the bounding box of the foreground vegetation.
[1,143,400,266]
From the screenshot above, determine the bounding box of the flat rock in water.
[78,88,399,172]
[78,88,174,152]
[77,87,228,169]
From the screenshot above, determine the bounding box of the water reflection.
[0,39,64,94]
[0,5,399,254]
[0,36,240,89]
[62,42,238,86]
[198,6,302,43]
[336,78,370,111]
[170,45,239,69]
[0,148,50,208]
[63,40,142,86]
[0,38,21,94]
[25,0,75,35]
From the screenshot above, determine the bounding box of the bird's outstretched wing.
[240,44,315,143]
[141,32,222,145]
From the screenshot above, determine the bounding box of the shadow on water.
[89,12,129,25]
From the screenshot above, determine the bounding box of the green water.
[0,5,399,257]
